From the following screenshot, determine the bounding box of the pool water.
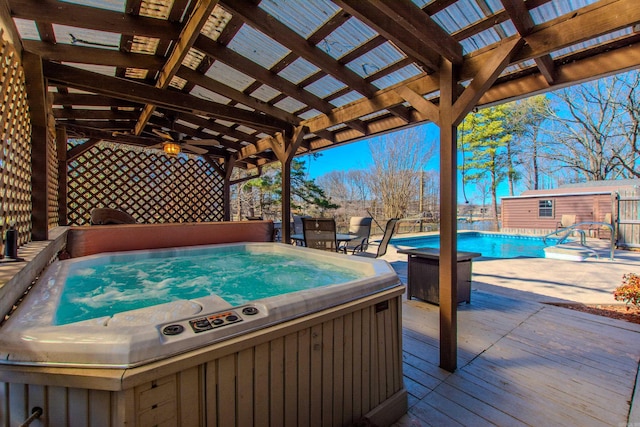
[391,232,558,259]
[56,248,363,325]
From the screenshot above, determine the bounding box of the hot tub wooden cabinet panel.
[398,248,481,305]
[0,287,407,427]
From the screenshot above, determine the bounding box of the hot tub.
[0,242,399,368]
[0,241,407,426]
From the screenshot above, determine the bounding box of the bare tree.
[367,128,435,219]
[504,95,552,191]
[543,71,639,181]
[611,71,640,177]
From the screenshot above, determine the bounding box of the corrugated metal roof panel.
[433,0,484,34]
[530,0,598,25]
[250,85,281,102]
[227,24,290,70]
[298,109,322,120]
[259,0,339,39]
[551,28,631,59]
[305,75,346,98]
[205,61,255,92]
[182,48,206,70]
[235,124,257,135]
[347,42,405,78]
[12,19,39,41]
[139,0,174,20]
[278,58,320,85]
[460,27,502,54]
[318,17,376,60]
[201,5,232,42]
[61,63,116,76]
[274,97,306,114]
[130,36,160,55]
[169,76,187,90]
[190,85,231,104]
[329,91,362,108]
[125,68,150,79]
[410,0,429,7]
[359,110,389,121]
[371,64,423,90]
[60,0,125,13]
[53,24,120,49]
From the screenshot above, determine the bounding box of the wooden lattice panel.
[67,142,224,225]
[46,113,59,228]
[0,31,32,246]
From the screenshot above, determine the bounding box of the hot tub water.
[57,248,362,325]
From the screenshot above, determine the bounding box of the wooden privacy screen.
[46,115,59,229]
[0,31,32,246]
[67,141,225,225]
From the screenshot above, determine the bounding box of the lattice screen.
[67,142,225,225]
[0,31,32,246]
[47,114,59,229]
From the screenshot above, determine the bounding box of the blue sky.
[300,122,511,205]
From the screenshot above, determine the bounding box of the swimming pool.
[391,232,558,259]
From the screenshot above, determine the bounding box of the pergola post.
[223,155,236,221]
[267,126,307,244]
[438,58,460,372]
[56,126,68,226]
[23,52,49,240]
[205,154,236,221]
[396,38,525,371]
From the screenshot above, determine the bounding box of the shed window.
[538,200,553,217]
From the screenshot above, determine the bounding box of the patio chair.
[555,214,576,231]
[596,213,613,239]
[302,218,338,252]
[292,214,311,245]
[90,208,136,225]
[340,216,373,254]
[355,218,399,258]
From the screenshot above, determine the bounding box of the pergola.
[2,0,639,371]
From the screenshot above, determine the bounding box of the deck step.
[544,245,595,261]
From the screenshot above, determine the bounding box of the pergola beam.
[9,0,181,40]
[335,0,442,71]
[176,66,301,125]
[452,37,525,125]
[134,0,220,135]
[52,93,142,108]
[42,61,292,133]
[500,0,556,83]
[21,40,165,71]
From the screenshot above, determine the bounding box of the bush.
[614,273,640,310]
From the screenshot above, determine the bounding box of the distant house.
[501,179,640,237]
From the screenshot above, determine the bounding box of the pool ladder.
[542,222,615,261]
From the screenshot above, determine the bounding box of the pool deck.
[369,236,640,426]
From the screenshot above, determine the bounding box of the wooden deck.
[395,290,640,426]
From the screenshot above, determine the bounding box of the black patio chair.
[302,218,339,252]
[340,216,373,254]
[355,218,399,258]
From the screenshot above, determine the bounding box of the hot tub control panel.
[160,304,268,340]
[188,310,243,333]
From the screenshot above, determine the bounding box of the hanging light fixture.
[163,141,181,156]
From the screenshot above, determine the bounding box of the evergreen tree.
[458,105,512,226]
[237,159,338,218]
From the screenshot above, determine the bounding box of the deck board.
[396,290,640,426]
